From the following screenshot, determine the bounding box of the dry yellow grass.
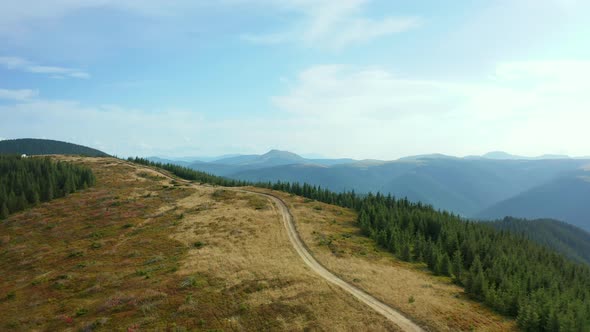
[170,186,400,331]
[0,157,398,331]
[0,156,518,331]
[247,188,517,332]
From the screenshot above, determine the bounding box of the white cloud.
[3,59,589,160]
[0,88,38,101]
[0,0,420,50]
[241,0,420,48]
[0,98,294,157]
[271,61,590,158]
[0,56,90,79]
[2,59,589,159]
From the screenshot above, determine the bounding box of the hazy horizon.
[3,138,590,161]
[1,1,589,159]
[146,148,589,161]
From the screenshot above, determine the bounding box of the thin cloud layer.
[2,60,588,159]
[0,56,90,79]
[0,88,38,101]
[241,0,421,48]
[271,61,590,157]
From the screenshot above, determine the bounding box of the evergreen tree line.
[0,155,96,219]
[129,157,590,331]
[490,217,590,266]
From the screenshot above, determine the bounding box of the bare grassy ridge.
[0,156,515,331]
[0,157,396,331]
[247,188,517,332]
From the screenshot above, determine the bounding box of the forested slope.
[489,217,590,265]
[0,138,108,157]
[0,155,96,219]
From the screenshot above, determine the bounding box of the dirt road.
[128,162,423,331]
[247,190,424,332]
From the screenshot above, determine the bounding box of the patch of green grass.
[68,250,85,258]
[4,291,15,301]
[76,308,89,317]
[238,303,249,313]
[136,269,153,279]
[180,275,206,289]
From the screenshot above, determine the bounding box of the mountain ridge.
[151,149,590,229]
[0,138,109,157]
[477,170,590,231]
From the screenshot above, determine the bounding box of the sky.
[1,0,589,159]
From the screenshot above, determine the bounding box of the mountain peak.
[262,149,304,159]
[260,149,305,163]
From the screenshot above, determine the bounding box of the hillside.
[489,217,590,265]
[0,139,109,157]
[0,156,515,331]
[0,155,96,219]
[131,157,590,331]
[477,171,590,231]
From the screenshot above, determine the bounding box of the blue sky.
[1,0,589,159]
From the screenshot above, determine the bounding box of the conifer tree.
[0,155,95,217]
[452,249,463,283]
[467,255,487,299]
[401,238,412,262]
[441,253,452,277]
[0,202,8,220]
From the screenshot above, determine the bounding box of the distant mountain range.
[154,150,586,166]
[489,217,590,265]
[471,151,571,160]
[151,150,590,231]
[4,138,586,232]
[477,171,590,231]
[0,138,109,157]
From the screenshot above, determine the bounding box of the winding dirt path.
[243,190,424,332]
[127,161,423,331]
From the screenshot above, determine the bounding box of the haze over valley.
[150,149,590,231]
